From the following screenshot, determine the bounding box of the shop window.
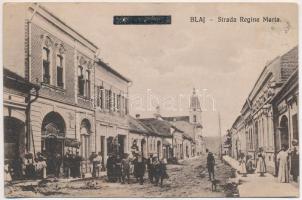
[42,47,51,84]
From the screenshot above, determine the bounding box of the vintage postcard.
[3,2,299,198]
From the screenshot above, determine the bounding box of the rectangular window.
[117,94,121,112]
[105,89,110,110]
[56,55,64,88]
[193,115,197,122]
[42,47,50,84]
[78,66,84,96]
[85,70,91,98]
[113,93,116,111]
[109,90,112,111]
[125,98,129,114]
[98,86,104,109]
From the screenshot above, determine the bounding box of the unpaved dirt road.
[6,155,233,197]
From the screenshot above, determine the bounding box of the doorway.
[279,115,289,149]
[41,112,66,176]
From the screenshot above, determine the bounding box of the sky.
[42,3,298,137]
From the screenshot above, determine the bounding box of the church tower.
[189,88,205,155]
[189,88,202,125]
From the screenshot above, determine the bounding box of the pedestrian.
[24,152,35,179]
[11,156,23,180]
[63,151,71,178]
[74,151,82,178]
[256,147,266,177]
[121,153,131,184]
[55,153,62,178]
[36,152,47,179]
[290,140,299,182]
[153,157,168,187]
[115,155,122,182]
[70,153,78,178]
[133,152,145,185]
[206,151,215,181]
[239,153,247,177]
[106,153,115,182]
[246,155,255,174]
[4,159,12,182]
[89,152,97,178]
[147,153,154,183]
[277,144,290,183]
[94,152,103,178]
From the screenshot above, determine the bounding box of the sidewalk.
[223,155,299,197]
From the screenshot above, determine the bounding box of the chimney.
[135,114,140,119]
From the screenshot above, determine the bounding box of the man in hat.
[121,153,131,184]
[133,152,146,185]
[106,153,115,182]
[206,151,215,181]
[74,151,82,178]
[147,153,154,183]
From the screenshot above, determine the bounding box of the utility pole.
[218,112,222,160]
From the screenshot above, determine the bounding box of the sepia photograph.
[2,2,299,198]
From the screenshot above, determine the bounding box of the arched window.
[56,54,64,88]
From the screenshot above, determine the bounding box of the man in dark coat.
[153,157,168,187]
[74,151,82,178]
[106,154,115,182]
[63,151,71,178]
[55,153,62,178]
[133,152,146,185]
[115,155,122,182]
[147,153,154,183]
[291,146,299,182]
[207,151,215,181]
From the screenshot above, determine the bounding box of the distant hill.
[204,136,222,154]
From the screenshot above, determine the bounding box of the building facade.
[228,46,298,175]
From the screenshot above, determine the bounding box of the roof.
[96,59,131,83]
[162,116,190,122]
[170,120,194,140]
[127,115,156,135]
[139,118,183,137]
[271,68,298,104]
[4,68,40,91]
[37,4,98,50]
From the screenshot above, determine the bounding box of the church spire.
[190,88,201,111]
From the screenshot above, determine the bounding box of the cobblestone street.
[6,155,234,198]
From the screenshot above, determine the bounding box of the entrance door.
[118,135,125,157]
[44,137,63,175]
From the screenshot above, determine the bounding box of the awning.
[65,138,81,148]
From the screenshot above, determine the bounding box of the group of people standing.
[237,143,299,183]
[105,141,168,186]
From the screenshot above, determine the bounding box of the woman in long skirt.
[277,145,289,183]
[256,147,266,176]
[239,153,247,177]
